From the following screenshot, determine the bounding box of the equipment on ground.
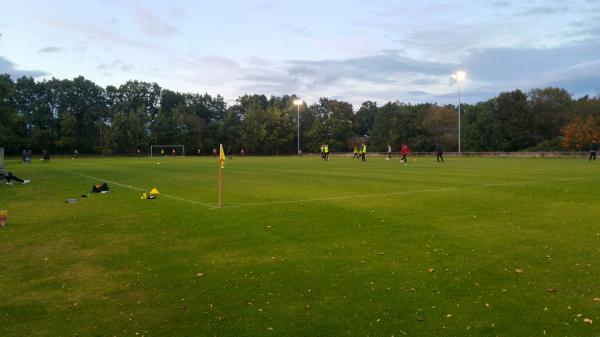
[91,182,110,193]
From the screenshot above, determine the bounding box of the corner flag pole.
[218,144,225,208]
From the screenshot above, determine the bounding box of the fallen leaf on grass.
[376,252,385,255]
[428,268,434,273]
[593,298,600,302]
[417,317,426,321]
[515,268,524,274]
[583,318,593,324]
[446,314,453,318]
[266,326,274,331]
[196,273,204,277]
[546,288,556,293]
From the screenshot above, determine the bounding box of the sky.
[1,0,600,108]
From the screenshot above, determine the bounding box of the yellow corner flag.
[219,144,225,168]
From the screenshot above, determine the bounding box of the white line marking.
[53,168,598,210]
[220,175,599,209]
[55,168,217,209]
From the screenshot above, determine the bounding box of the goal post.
[150,145,185,157]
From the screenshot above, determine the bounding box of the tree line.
[1,74,599,155]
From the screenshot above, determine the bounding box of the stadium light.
[451,71,466,156]
[294,99,303,156]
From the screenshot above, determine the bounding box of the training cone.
[149,188,160,195]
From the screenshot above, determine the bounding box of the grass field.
[1,155,599,336]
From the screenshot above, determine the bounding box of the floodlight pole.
[458,82,462,157]
[297,103,300,156]
[452,71,465,157]
[294,99,302,156]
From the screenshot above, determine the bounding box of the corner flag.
[219,144,225,168]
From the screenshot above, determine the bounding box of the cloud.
[38,46,63,53]
[229,50,458,106]
[0,56,47,78]
[98,58,134,73]
[490,1,511,9]
[45,18,163,51]
[276,23,313,37]
[133,5,179,37]
[463,40,600,86]
[286,50,455,86]
[249,2,278,11]
[521,5,567,16]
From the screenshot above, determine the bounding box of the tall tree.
[496,89,532,151]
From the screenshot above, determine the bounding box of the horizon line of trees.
[1,73,599,155]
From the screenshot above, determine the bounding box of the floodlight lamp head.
[293,99,303,106]
[453,71,466,81]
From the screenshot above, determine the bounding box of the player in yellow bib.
[361,144,367,162]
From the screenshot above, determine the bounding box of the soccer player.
[42,149,50,162]
[324,144,329,160]
[590,139,599,161]
[172,148,176,156]
[361,143,367,162]
[240,148,245,157]
[0,169,30,185]
[353,145,359,159]
[400,144,410,165]
[73,149,79,159]
[387,144,392,160]
[160,149,165,157]
[227,146,232,160]
[212,147,217,157]
[435,143,444,162]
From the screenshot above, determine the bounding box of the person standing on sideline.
[42,149,50,162]
[435,143,444,162]
[227,146,232,160]
[387,144,392,160]
[400,144,410,165]
[240,148,245,157]
[590,139,599,161]
[21,149,27,163]
[361,143,367,163]
[353,145,359,159]
[212,147,217,157]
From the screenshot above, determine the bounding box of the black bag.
[91,182,110,193]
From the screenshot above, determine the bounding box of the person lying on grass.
[0,169,30,185]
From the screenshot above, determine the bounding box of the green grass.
[1,155,599,336]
